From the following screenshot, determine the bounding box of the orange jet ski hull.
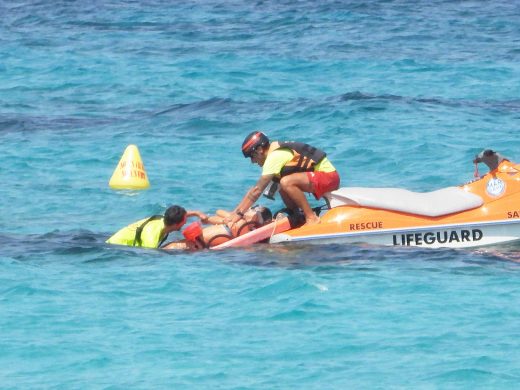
[270,161,520,249]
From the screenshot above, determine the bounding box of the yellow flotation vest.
[106,216,168,248]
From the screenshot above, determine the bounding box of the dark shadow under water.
[207,241,520,272]
[2,230,520,270]
[2,90,519,138]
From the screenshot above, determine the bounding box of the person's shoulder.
[267,148,293,159]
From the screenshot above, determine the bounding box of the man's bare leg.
[279,173,320,225]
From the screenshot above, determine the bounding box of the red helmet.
[242,131,269,158]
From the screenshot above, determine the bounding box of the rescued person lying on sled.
[163,205,273,250]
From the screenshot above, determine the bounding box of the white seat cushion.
[325,187,483,217]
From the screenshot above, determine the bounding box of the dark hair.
[261,207,272,223]
[473,149,507,171]
[255,206,272,224]
[164,205,186,226]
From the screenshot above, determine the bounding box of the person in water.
[163,205,273,250]
[228,131,340,226]
[106,205,208,249]
[473,149,508,171]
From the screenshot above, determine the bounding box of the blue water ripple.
[2,0,520,388]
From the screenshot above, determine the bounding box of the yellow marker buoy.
[109,144,150,190]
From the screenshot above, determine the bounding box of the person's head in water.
[164,205,187,228]
[243,205,272,226]
[473,149,508,171]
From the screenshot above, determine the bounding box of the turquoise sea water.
[1,0,520,388]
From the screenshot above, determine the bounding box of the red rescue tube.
[182,221,203,242]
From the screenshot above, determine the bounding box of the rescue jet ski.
[268,150,520,249]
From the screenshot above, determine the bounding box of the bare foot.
[303,216,320,226]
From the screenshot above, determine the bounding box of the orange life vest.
[268,141,326,181]
[183,220,261,249]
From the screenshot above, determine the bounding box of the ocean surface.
[1,0,520,388]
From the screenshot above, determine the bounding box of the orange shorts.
[307,170,340,199]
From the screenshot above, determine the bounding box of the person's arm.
[195,210,232,225]
[205,215,227,225]
[162,239,204,250]
[228,174,274,224]
[162,240,189,250]
[216,209,231,218]
[186,210,209,223]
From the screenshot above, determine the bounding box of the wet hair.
[252,205,272,225]
[164,205,187,226]
[473,149,508,171]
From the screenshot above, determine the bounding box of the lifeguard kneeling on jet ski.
[227,131,340,227]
